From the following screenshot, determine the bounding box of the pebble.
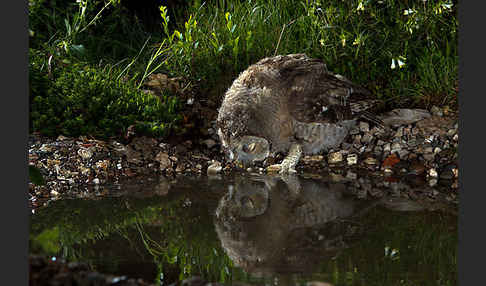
[383,143,391,152]
[359,121,370,132]
[328,151,343,164]
[155,152,171,171]
[423,146,434,154]
[425,135,435,143]
[77,148,93,160]
[453,168,458,178]
[423,153,435,161]
[266,164,282,173]
[39,144,53,153]
[346,154,358,165]
[382,154,400,168]
[396,148,408,159]
[364,157,378,165]
[391,142,401,153]
[428,168,438,177]
[373,146,383,155]
[302,155,324,163]
[175,164,185,173]
[431,106,443,117]
[207,161,222,175]
[361,133,373,144]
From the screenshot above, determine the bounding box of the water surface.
[30,174,457,286]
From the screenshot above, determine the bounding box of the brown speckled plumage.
[217,54,380,167]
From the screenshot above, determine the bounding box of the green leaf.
[29,165,45,185]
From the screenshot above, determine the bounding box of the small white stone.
[425,135,435,143]
[428,168,438,177]
[347,154,358,165]
[383,143,391,152]
[92,178,100,184]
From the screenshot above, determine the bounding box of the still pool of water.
[30,174,457,286]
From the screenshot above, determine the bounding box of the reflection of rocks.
[29,255,155,286]
[214,174,363,277]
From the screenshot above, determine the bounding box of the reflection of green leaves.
[31,227,60,255]
[29,165,45,185]
[319,208,456,286]
[29,191,236,283]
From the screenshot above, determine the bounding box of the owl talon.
[278,143,303,174]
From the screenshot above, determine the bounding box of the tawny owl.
[216,54,383,173]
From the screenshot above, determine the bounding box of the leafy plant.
[29,50,181,138]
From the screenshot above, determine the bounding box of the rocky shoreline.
[28,106,459,210]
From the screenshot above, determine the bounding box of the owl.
[216,54,382,173]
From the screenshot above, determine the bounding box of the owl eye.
[242,142,257,153]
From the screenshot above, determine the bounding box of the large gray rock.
[379,109,431,127]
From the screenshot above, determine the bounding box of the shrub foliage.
[29,50,181,138]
